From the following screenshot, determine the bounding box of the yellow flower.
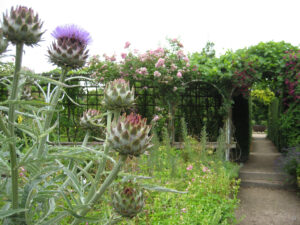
[17,115,23,124]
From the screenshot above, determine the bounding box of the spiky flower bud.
[103,79,135,110]
[112,180,145,218]
[80,109,103,130]
[21,85,32,100]
[48,24,91,70]
[1,6,44,45]
[0,29,8,54]
[108,113,152,157]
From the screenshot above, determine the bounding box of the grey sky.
[1,0,299,72]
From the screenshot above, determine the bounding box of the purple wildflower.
[51,24,91,45]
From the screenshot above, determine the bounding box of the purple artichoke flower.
[48,24,91,70]
[51,24,91,46]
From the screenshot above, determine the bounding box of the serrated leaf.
[63,208,101,222]
[56,160,83,199]
[22,72,69,88]
[39,211,68,225]
[35,198,56,224]
[0,208,28,219]
[38,120,58,139]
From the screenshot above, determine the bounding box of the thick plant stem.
[71,155,127,225]
[8,43,24,210]
[37,69,68,158]
[94,111,113,182]
[82,130,90,147]
[84,111,112,204]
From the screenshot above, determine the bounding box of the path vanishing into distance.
[235,133,300,225]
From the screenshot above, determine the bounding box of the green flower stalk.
[112,180,145,218]
[1,5,44,215]
[37,24,91,158]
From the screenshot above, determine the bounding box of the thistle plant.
[0,6,183,225]
[0,6,44,220]
[36,24,91,158]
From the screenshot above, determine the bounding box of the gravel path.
[235,133,300,225]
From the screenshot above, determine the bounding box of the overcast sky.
[1,0,299,73]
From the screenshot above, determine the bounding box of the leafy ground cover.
[73,130,241,225]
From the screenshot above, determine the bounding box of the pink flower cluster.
[154,71,161,77]
[136,67,148,75]
[103,53,116,62]
[186,165,193,170]
[170,38,184,48]
[155,58,165,68]
[124,41,131,49]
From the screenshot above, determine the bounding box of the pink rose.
[124,41,131,49]
[121,53,127,59]
[152,115,160,122]
[154,71,161,77]
[155,58,165,68]
[177,72,182,78]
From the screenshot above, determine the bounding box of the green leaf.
[22,72,69,87]
[35,198,56,224]
[39,212,69,225]
[141,184,187,194]
[0,208,28,219]
[0,100,50,106]
[55,160,83,199]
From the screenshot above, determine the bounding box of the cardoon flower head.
[108,113,152,157]
[80,109,103,130]
[112,180,145,218]
[103,78,135,110]
[1,6,44,46]
[48,24,91,69]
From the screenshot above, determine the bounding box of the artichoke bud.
[112,180,145,218]
[1,6,44,46]
[0,29,8,54]
[21,85,32,100]
[108,112,152,157]
[47,24,91,70]
[80,109,103,130]
[103,79,135,110]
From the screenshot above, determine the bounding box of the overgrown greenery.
[83,125,241,225]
